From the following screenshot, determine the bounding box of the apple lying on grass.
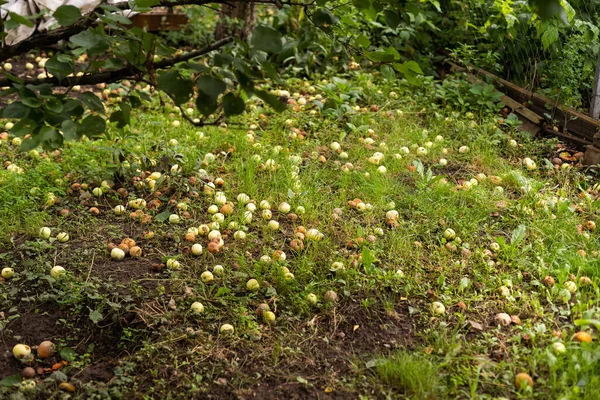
[0,266,15,282]
[50,266,66,278]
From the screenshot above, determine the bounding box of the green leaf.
[155,209,172,222]
[46,98,64,114]
[10,118,37,137]
[40,126,64,149]
[380,64,396,80]
[53,5,81,27]
[89,309,103,324]
[255,90,286,112]
[252,26,283,53]
[20,135,42,152]
[361,246,374,272]
[214,54,234,67]
[394,61,423,86]
[46,55,73,80]
[134,0,161,7]
[110,103,131,128]
[353,0,371,10]
[384,10,401,29]
[100,12,131,25]
[511,224,527,246]
[196,92,218,116]
[574,319,600,329]
[70,30,109,56]
[0,374,21,387]
[355,34,371,48]
[21,96,42,108]
[80,92,105,113]
[530,0,567,21]
[6,12,34,28]
[80,115,106,138]
[157,70,194,106]
[197,76,226,101]
[60,347,77,362]
[222,93,245,116]
[313,8,338,33]
[61,120,81,141]
[541,24,559,49]
[2,102,30,118]
[365,48,400,62]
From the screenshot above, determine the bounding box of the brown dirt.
[242,303,413,399]
[0,301,137,383]
[0,306,68,379]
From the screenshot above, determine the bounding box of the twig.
[85,250,95,282]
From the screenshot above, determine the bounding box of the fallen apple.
[564,281,577,293]
[263,311,276,323]
[169,214,180,224]
[213,265,224,274]
[114,205,126,215]
[12,344,31,359]
[201,271,214,283]
[21,367,35,379]
[220,324,234,334]
[56,232,69,242]
[37,341,55,359]
[207,205,219,214]
[50,266,66,278]
[191,244,203,255]
[551,342,566,354]
[1,267,15,279]
[494,312,511,326]
[268,220,280,230]
[430,301,445,315]
[237,193,250,204]
[39,227,51,239]
[129,246,142,257]
[306,229,323,241]
[324,290,338,303]
[247,278,260,291]
[166,259,180,270]
[573,331,592,343]
[307,293,318,304]
[515,373,533,390]
[190,302,204,314]
[278,202,291,213]
[443,228,456,240]
[111,247,125,260]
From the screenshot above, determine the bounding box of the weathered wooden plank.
[472,67,600,137]
[501,95,543,125]
[448,61,600,139]
[452,62,543,126]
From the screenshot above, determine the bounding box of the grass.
[1,70,600,399]
[373,351,440,398]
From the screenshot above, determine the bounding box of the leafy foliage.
[0,0,576,151]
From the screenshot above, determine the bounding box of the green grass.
[373,351,441,398]
[1,70,600,399]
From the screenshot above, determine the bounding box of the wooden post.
[590,50,600,119]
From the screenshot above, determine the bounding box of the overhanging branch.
[0,0,294,63]
[0,37,232,88]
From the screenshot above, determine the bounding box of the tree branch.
[0,37,232,88]
[0,0,291,63]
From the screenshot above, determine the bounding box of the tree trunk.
[215,2,256,40]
